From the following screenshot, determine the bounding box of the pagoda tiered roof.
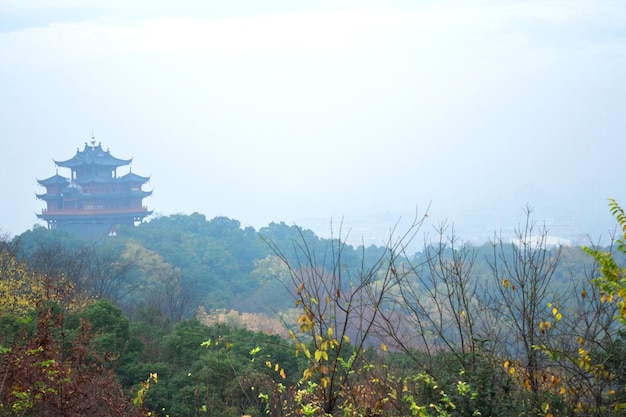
[69,172,151,185]
[118,172,151,183]
[54,140,132,169]
[37,174,69,186]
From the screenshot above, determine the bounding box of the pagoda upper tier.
[36,138,153,238]
[54,140,133,180]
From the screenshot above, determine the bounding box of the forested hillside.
[1,206,626,416]
[15,213,390,320]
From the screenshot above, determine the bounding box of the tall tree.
[265,213,428,416]
[488,206,562,414]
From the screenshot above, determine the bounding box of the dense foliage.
[1,205,625,416]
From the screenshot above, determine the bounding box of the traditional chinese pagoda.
[36,138,153,238]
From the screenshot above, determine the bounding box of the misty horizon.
[1,1,624,244]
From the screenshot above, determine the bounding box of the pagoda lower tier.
[38,206,152,223]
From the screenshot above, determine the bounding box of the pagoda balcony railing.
[40,206,150,215]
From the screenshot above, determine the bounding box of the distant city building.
[36,138,153,238]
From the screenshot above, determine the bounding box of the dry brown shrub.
[196,306,291,338]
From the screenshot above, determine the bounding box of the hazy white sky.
[1,0,625,243]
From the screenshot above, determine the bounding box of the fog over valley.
[1,1,625,244]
